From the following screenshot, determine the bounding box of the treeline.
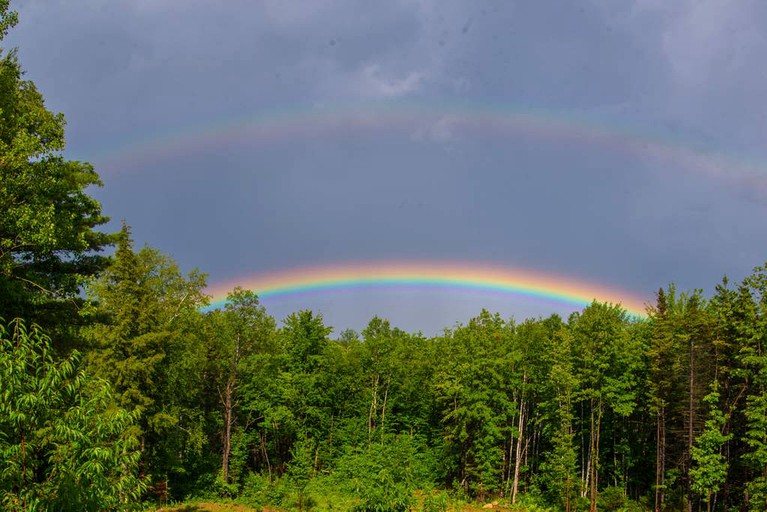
[3,3,767,510]
[5,223,767,512]
[80,239,767,512]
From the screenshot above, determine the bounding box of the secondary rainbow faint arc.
[205,262,648,318]
[92,101,767,187]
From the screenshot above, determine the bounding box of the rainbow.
[205,261,649,318]
[88,100,767,188]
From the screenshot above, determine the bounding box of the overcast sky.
[6,0,767,334]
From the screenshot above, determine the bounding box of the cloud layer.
[6,0,767,333]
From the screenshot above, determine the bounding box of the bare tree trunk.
[512,381,527,504]
[221,379,234,484]
[566,420,573,512]
[511,403,525,503]
[590,398,602,512]
[655,406,666,512]
[260,431,272,481]
[368,373,379,438]
[688,338,695,512]
[504,428,514,495]
[581,400,589,497]
[380,381,389,442]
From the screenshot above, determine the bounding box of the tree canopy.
[0,2,113,332]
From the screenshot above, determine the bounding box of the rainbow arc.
[93,101,766,187]
[205,261,648,318]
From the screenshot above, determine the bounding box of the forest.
[3,3,767,511]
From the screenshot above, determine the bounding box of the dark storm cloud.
[6,0,767,333]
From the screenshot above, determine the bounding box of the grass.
[151,488,553,512]
[155,501,277,512]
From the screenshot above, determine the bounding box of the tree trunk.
[688,338,695,512]
[566,420,573,512]
[380,379,389,442]
[581,400,588,497]
[368,373,379,438]
[221,379,234,484]
[505,429,514,495]
[590,398,602,512]
[655,406,666,512]
[260,431,272,481]
[512,394,526,504]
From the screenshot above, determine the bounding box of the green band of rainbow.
[205,261,648,318]
[94,101,766,187]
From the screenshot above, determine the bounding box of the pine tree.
[83,223,208,482]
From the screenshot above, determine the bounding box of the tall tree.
[690,382,731,512]
[539,319,578,511]
[570,302,639,512]
[279,310,333,455]
[83,224,208,481]
[0,6,113,332]
[434,310,515,498]
[204,288,276,487]
[647,286,676,511]
[737,265,767,511]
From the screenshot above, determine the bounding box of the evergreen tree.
[737,265,767,511]
[83,224,208,484]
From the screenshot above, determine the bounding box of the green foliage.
[333,435,426,512]
[0,1,17,40]
[288,438,316,510]
[433,311,516,496]
[537,324,577,509]
[0,43,114,330]
[0,318,145,511]
[420,489,449,512]
[240,471,296,509]
[596,486,639,511]
[690,384,731,505]
[82,224,209,487]
[284,310,333,373]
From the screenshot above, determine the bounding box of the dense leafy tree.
[204,288,276,489]
[0,319,145,511]
[690,383,731,512]
[434,311,516,499]
[538,321,578,511]
[0,7,113,332]
[82,224,208,485]
[569,302,639,512]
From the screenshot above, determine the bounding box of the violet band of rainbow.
[93,101,765,187]
[205,261,648,319]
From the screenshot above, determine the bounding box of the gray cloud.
[6,0,767,333]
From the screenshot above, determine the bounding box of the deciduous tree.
[0,8,113,330]
[0,319,145,511]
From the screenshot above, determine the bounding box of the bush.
[0,319,146,510]
[332,435,425,512]
[241,472,292,509]
[421,489,449,512]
